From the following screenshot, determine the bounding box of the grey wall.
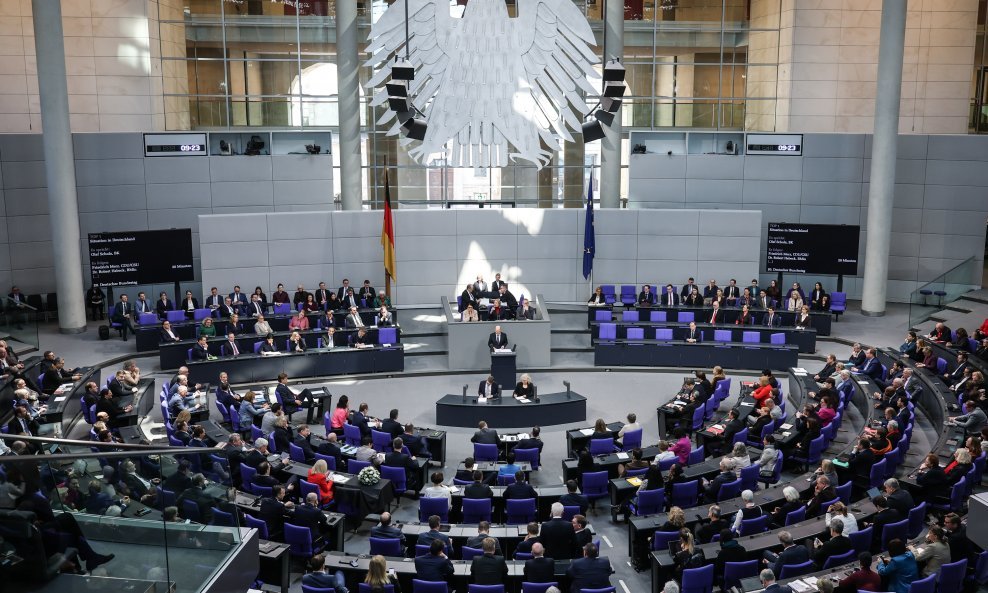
[629,133,988,301]
[0,132,333,299]
[198,209,762,305]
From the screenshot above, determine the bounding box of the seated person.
[512,374,535,400]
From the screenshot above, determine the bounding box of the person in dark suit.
[916,453,948,501]
[637,285,656,307]
[684,321,702,343]
[470,537,508,585]
[180,290,199,318]
[560,479,589,516]
[300,553,347,593]
[350,403,373,437]
[190,336,210,361]
[153,292,172,318]
[812,520,853,568]
[477,376,501,399]
[465,522,503,555]
[111,294,136,340]
[504,471,538,500]
[417,515,451,551]
[229,286,249,313]
[762,307,782,327]
[884,478,914,518]
[724,279,740,305]
[715,529,748,578]
[763,531,810,578]
[541,503,578,560]
[414,539,454,584]
[864,496,902,546]
[516,426,544,452]
[661,284,679,306]
[471,420,500,444]
[401,424,430,458]
[572,515,592,549]
[704,460,738,503]
[488,326,509,351]
[566,542,613,593]
[805,476,837,517]
[848,438,876,481]
[275,372,314,419]
[349,327,371,348]
[95,388,132,425]
[260,335,279,353]
[380,409,403,438]
[460,284,479,312]
[515,522,541,556]
[159,320,181,343]
[852,349,883,381]
[314,282,332,309]
[293,425,341,464]
[944,513,968,563]
[369,511,406,550]
[383,437,421,491]
[759,568,793,593]
[259,485,294,541]
[463,471,494,500]
[524,543,555,582]
[695,505,729,544]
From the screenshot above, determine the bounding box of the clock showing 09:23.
[746,134,803,156]
[144,133,208,157]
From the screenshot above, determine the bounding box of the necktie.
[232,342,239,355]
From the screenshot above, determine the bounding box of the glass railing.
[908,256,980,329]
[0,434,246,593]
[0,296,40,351]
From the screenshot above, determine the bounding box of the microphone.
[563,381,571,399]
[462,384,468,403]
[534,384,539,403]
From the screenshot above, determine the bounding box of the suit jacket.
[763,313,781,327]
[415,554,454,583]
[259,497,291,538]
[638,291,656,305]
[383,451,417,485]
[524,556,556,583]
[463,482,494,499]
[516,437,544,452]
[725,285,740,300]
[559,492,589,515]
[566,556,612,593]
[315,288,331,306]
[661,292,679,306]
[181,297,199,311]
[417,529,451,550]
[472,427,500,444]
[859,357,882,380]
[112,301,132,321]
[540,517,578,560]
[796,314,812,328]
[380,418,403,439]
[684,327,702,343]
[870,508,903,541]
[191,343,210,361]
[488,332,509,350]
[351,411,371,436]
[849,448,875,477]
[460,290,479,312]
[155,299,173,317]
[246,301,265,317]
[813,535,852,567]
[773,544,810,577]
[886,489,914,518]
[504,481,538,500]
[471,554,508,585]
[477,380,501,399]
[705,471,738,502]
[806,485,837,517]
[466,535,502,555]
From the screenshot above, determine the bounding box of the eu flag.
[582,174,595,280]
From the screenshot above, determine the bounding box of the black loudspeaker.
[603,82,627,98]
[392,62,415,81]
[595,109,615,127]
[582,120,605,142]
[402,118,428,141]
[98,325,110,340]
[603,61,626,82]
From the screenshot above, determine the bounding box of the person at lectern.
[513,374,535,400]
[488,326,509,351]
[478,375,501,399]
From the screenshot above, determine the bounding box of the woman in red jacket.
[306,458,335,505]
[752,376,773,409]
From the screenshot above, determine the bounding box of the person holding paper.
[488,325,509,351]
[478,376,501,399]
[513,374,535,400]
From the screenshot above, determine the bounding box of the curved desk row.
[158,326,401,370]
[594,340,799,372]
[133,306,391,352]
[185,345,404,385]
[435,391,587,429]
[590,321,817,353]
[588,305,833,336]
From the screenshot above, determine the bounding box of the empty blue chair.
[791,434,825,471]
[784,505,806,526]
[245,513,268,539]
[342,423,361,446]
[289,443,306,463]
[688,446,705,465]
[822,548,857,569]
[372,430,392,452]
[594,309,611,322]
[413,580,451,593]
[908,573,936,593]
[622,310,639,322]
[770,333,785,345]
[907,502,926,539]
[598,323,617,341]
[474,443,498,462]
[506,498,537,524]
[419,496,449,522]
[656,328,674,340]
[348,459,371,475]
[582,471,609,508]
[717,478,742,502]
[650,311,667,322]
[522,584,558,593]
[679,312,694,323]
[580,589,616,593]
[651,530,681,551]
[369,537,402,556]
[286,523,324,558]
[742,331,760,343]
[629,488,664,516]
[880,519,909,551]
[462,498,492,523]
[589,438,616,456]
[670,480,699,509]
[869,459,888,489]
[627,327,645,340]
[210,508,235,527]
[849,526,873,554]
[468,586,505,593]
[562,505,581,521]
[514,447,541,471]
[381,466,407,500]
[938,559,967,593]
[835,480,852,505]
[166,310,185,323]
[681,563,714,593]
[723,560,759,590]
[358,585,395,593]
[713,329,731,342]
[779,560,814,579]
[182,499,202,522]
[739,514,770,536]
[739,464,760,493]
[732,428,749,445]
[138,312,157,325]
[378,327,397,344]
[461,546,484,561]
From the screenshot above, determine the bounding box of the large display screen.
[89,230,195,287]
[765,223,860,275]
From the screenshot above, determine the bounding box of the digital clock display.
[143,133,208,157]
[745,134,803,156]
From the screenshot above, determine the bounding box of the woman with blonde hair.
[672,528,704,580]
[364,554,401,592]
[825,501,858,535]
[659,506,686,532]
[307,458,334,505]
[513,374,535,400]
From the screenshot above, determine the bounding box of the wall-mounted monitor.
[89,229,195,287]
[766,223,860,275]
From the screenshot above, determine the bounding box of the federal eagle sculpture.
[366,0,600,169]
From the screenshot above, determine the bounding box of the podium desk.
[436,391,587,429]
[490,350,516,389]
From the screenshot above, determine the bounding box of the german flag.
[381,172,396,281]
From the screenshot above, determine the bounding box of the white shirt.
[825,512,858,535]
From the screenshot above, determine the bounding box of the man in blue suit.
[759,568,793,593]
[566,542,613,593]
[414,539,454,584]
[229,285,249,313]
[111,294,136,340]
[416,515,451,552]
[762,307,782,327]
[762,531,810,578]
[301,553,348,593]
[853,348,883,381]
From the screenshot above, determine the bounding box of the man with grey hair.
[760,568,792,593]
[763,530,809,577]
[540,501,577,559]
[883,477,914,517]
[806,475,836,517]
[704,459,737,503]
[245,437,270,468]
[695,504,727,543]
[811,519,852,568]
[662,582,680,593]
